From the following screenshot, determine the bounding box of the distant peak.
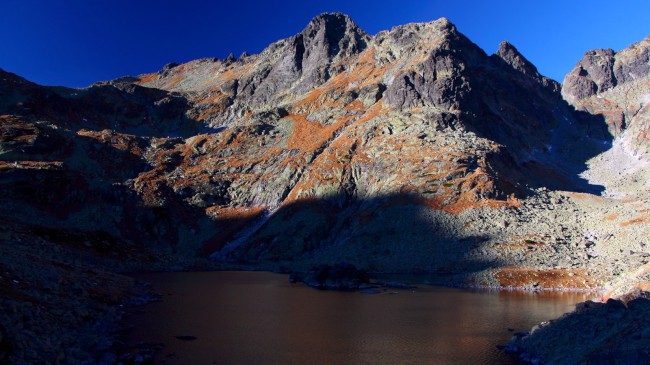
[434,17,454,29]
[497,40,516,53]
[495,40,539,77]
[310,12,351,22]
[378,16,462,47]
[305,12,353,31]
[298,12,368,57]
[302,12,362,37]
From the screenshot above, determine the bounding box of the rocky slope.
[506,292,650,364]
[561,37,650,296]
[505,36,650,364]
[0,12,649,364]
[129,14,617,284]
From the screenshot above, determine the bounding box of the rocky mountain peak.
[375,17,464,50]
[298,12,368,71]
[495,41,539,76]
[562,37,649,104]
[561,35,650,154]
[242,12,370,104]
[561,48,616,104]
[301,12,365,49]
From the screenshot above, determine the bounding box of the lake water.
[125,271,593,365]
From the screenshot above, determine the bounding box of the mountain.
[0,12,648,363]
[2,12,646,283]
[562,37,650,198]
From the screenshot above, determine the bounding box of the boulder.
[290,263,370,290]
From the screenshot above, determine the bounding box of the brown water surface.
[125,271,593,365]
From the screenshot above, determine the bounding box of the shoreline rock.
[290,263,370,290]
[505,291,650,364]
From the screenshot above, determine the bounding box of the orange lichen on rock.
[136,73,158,84]
[494,235,548,252]
[286,114,346,151]
[205,206,266,221]
[494,267,601,289]
[422,195,517,215]
[621,215,650,227]
[199,206,267,256]
[77,129,144,156]
[0,160,64,171]
[564,192,607,203]
[420,162,520,214]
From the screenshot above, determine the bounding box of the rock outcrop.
[562,36,650,147]
[504,36,650,365]
[289,263,370,290]
[506,294,650,364]
[562,37,650,105]
[561,36,650,197]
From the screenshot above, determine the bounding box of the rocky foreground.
[506,291,650,364]
[0,12,649,364]
[0,219,229,364]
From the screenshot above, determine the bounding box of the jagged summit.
[303,12,359,33]
[374,16,466,50]
[562,34,650,157]
[492,40,560,93]
[562,36,649,104]
[495,41,539,76]
[300,12,368,54]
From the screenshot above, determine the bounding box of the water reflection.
[126,271,593,365]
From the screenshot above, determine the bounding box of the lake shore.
[0,226,643,365]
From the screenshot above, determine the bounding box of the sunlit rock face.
[562,36,650,156]
[1,13,648,289]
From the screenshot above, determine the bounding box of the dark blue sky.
[1,0,648,87]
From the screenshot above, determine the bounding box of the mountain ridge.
[0,13,649,363]
[1,13,643,277]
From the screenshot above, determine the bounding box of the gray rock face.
[495,41,538,77]
[562,48,616,103]
[252,12,369,105]
[561,36,650,157]
[614,36,650,84]
[297,12,369,90]
[562,37,650,104]
[385,24,483,112]
[383,27,578,169]
[494,41,559,92]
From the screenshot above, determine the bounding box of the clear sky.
[1,0,648,87]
